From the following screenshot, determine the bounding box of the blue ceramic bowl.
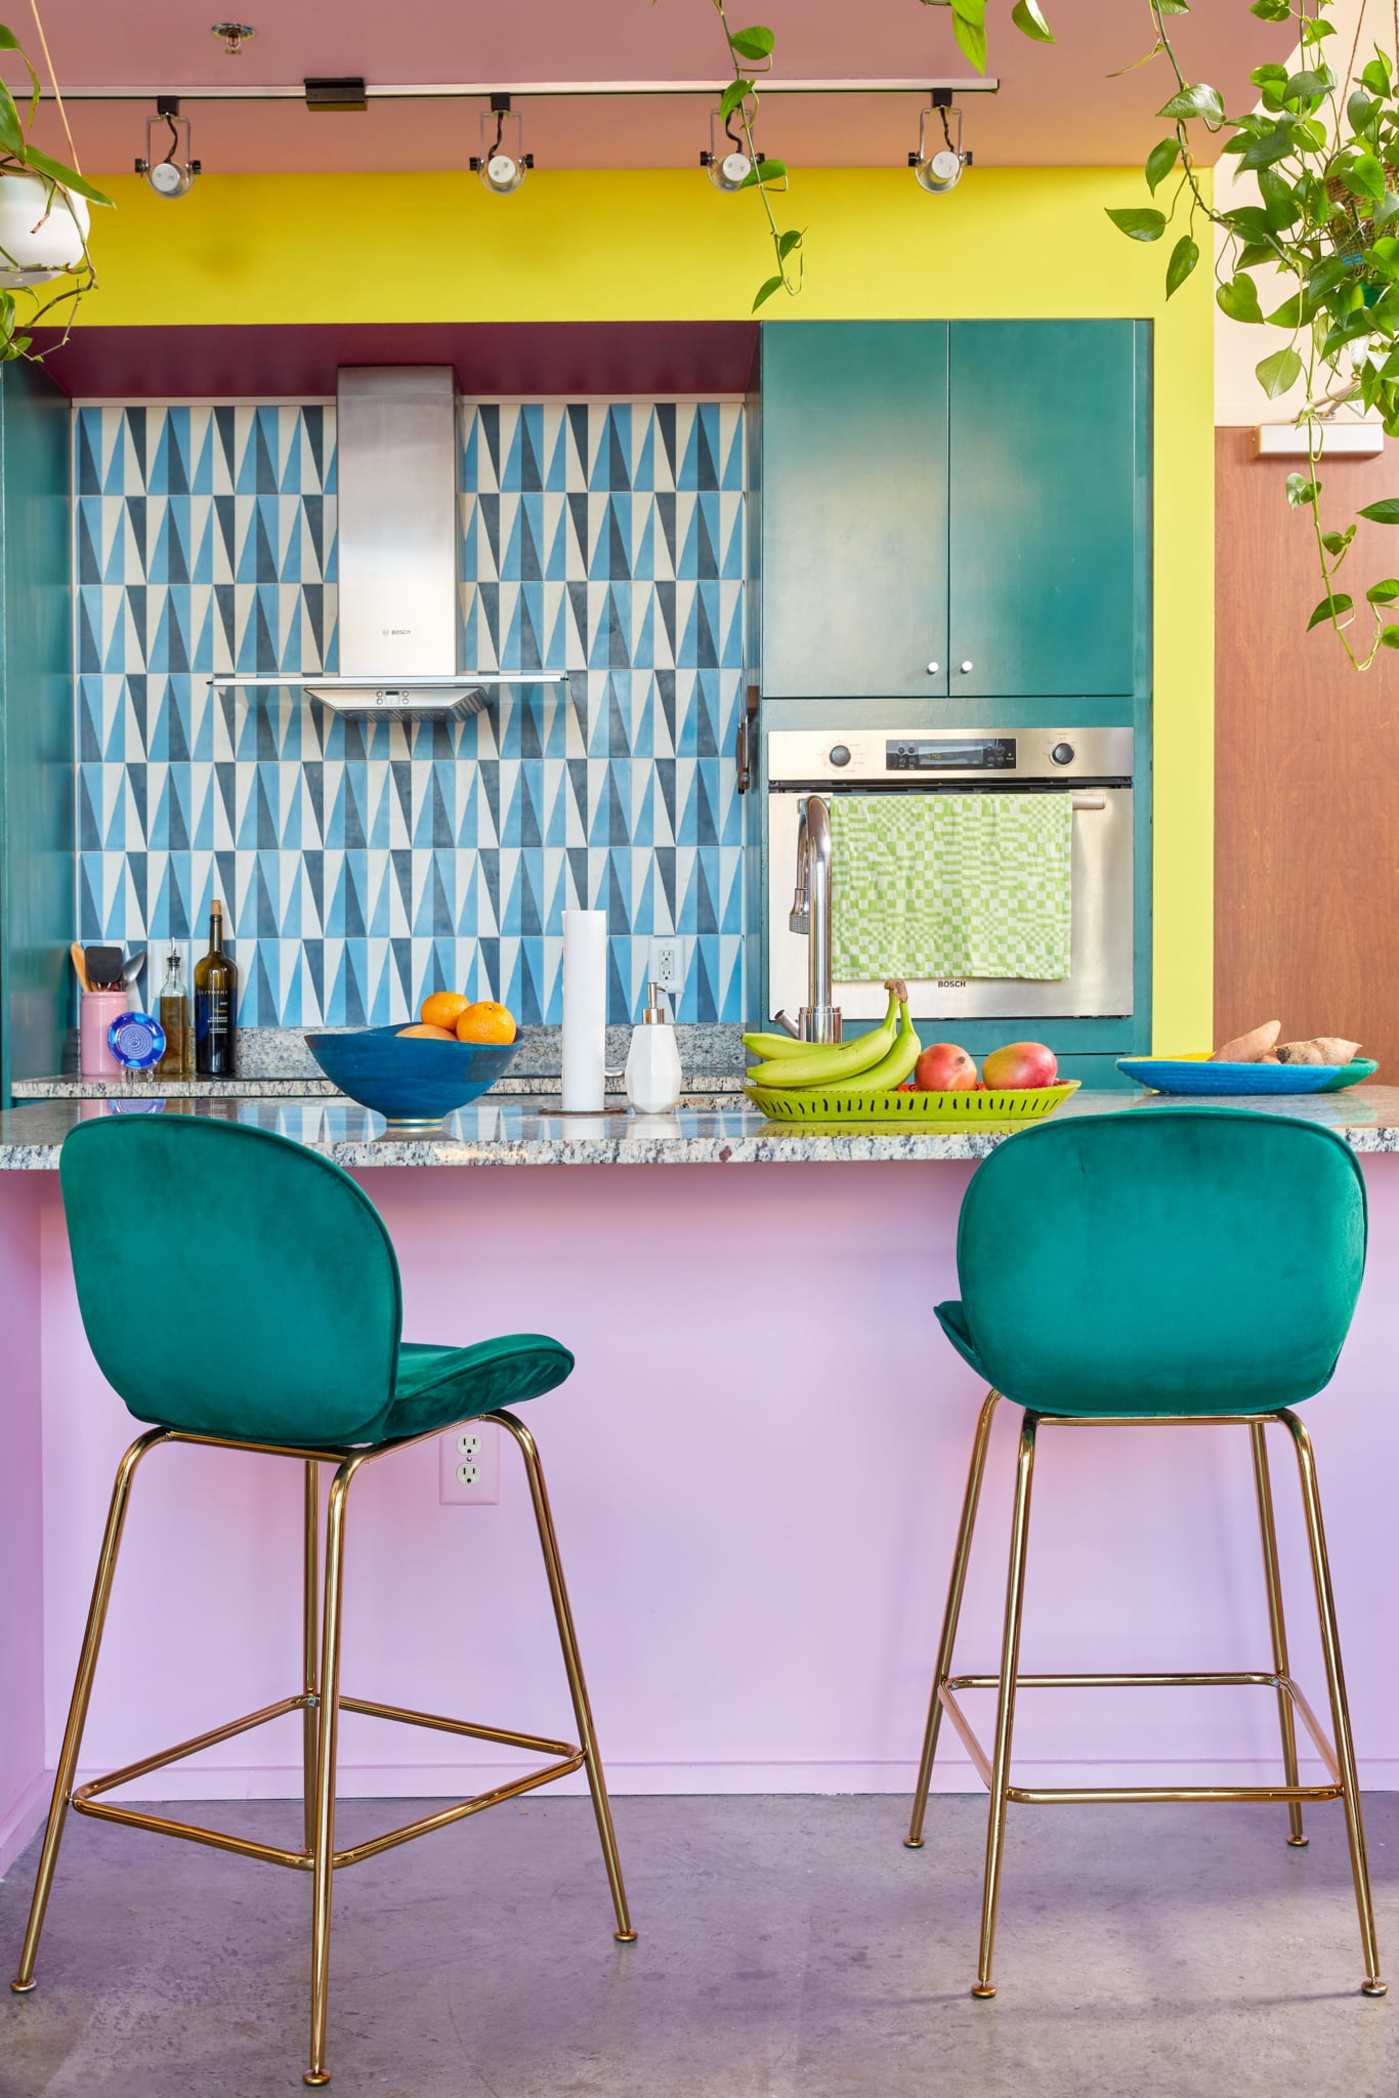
[305,1024,523,1127]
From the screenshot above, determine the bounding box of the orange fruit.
[398,1022,456,1041]
[420,990,470,1032]
[455,999,517,1046]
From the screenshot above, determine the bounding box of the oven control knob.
[829,744,852,768]
[1050,742,1076,766]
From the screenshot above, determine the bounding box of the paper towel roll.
[562,909,607,1112]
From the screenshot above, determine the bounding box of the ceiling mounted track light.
[135,96,201,197]
[470,93,532,195]
[910,88,970,194]
[700,104,755,193]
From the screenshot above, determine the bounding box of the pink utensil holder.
[80,991,128,1077]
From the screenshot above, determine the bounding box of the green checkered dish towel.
[828,793,1073,982]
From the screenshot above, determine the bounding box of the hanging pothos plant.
[0,15,111,364]
[708,0,1399,669]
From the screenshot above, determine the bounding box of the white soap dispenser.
[625,981,683,1113]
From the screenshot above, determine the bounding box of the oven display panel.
[886,736,1016,773]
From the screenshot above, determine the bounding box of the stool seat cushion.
[388,1336,574,1440]
[938,1107,1367,1418]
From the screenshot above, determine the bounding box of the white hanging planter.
[0,169,90,287]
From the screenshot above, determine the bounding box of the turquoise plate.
[1117,1057,1377,1096]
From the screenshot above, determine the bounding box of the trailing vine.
[0,12,111,364]
[708,0,1399,666]
[1102,0,1399,667]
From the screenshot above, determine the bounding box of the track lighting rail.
[38,76,999,105]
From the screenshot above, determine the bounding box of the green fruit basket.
[744,1080,1081,1127]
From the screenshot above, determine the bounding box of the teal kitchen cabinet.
[760,320,1147,702]
[948,321,1147,700]
[0,361,73,1105]
[760,322,949,698]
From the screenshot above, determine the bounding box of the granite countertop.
[1,1087,1397,1171]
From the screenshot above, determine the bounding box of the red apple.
[914,1042,979,1092]
[982,1041,1058,1090]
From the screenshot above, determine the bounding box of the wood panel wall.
[1215,427,1399,1070]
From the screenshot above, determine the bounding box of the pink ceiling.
[25,0,1286,175]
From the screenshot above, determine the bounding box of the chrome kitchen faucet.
[777,794,842,1044]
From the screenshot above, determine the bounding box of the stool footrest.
[68,1689,586,1873]
[937,1667,1344,1804]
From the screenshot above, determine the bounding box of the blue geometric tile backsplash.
[76,398,747,1026]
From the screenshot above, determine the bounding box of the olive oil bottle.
[194,899,238,1077]
[157,947,192,1079]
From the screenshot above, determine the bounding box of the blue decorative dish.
[305,1024,523,1127]
[1118,1057,1377,1097]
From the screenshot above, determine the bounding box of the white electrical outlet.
[438,1423,501,1505]
[647,936,684,996]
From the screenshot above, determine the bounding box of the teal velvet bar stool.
[10,1116,635,2087]
[904,1106,1385,2001]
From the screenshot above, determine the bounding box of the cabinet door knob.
[959,659,974,674]
[926,660,940,675]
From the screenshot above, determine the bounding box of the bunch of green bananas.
[743,980,922,1092]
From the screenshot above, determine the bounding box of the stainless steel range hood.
[209,366,563,719]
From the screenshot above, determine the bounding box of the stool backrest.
[60,1115,403,1445]
[950,1108,1367,1416]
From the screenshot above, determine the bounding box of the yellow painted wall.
[76,167,1214,1049]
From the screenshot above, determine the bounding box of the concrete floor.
[1,1793,1396,2098]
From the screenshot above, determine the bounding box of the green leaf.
[1266,293,1303,328]
[1299,14,1334,39]
[1380,625,1399,648]
[1158,82,1225,127]
[1366,577,1399,601]
[718,77,753,122]
[1010,0,1054,41]
[1284,67,1333,102]
[1307,593,1353,628]
[1165,234,1199,298]
[1240,124,1297,170]
[951,8,988,72]
[752,274,784,312]
[727,24,774,61]
[1285,472,1320,506]
[1257,167,1298,229]
[1358,497,1399,522]
[1256,346,1302,396]
[1157,0,1190,11]
[738,157,787,188]
[1344,153,1387,202]
[1145,138,1180,193]
[1348,90,1377,135]
[1362,56,1392,96]
[776,227,803,259]
[0,81,22,159]
[0,26,40,124]
[1250,0,1291,17]
[19,147,112,207]
[1105,206,1166,242]
[1217,273,1265,323]
[1322,526,1356,556]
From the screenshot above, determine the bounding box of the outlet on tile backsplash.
[76,398,747,1026]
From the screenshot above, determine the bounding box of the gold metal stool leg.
[1249,1422,1307,1847]
[305,1454,362,2087]
[301,1460,321,1858]
[11,1429,168,1995]
[1281,1410,1387,1998]
[493,1411,637,1944]
[907,1389,1000,1849]
[973,1411,1038,2000]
